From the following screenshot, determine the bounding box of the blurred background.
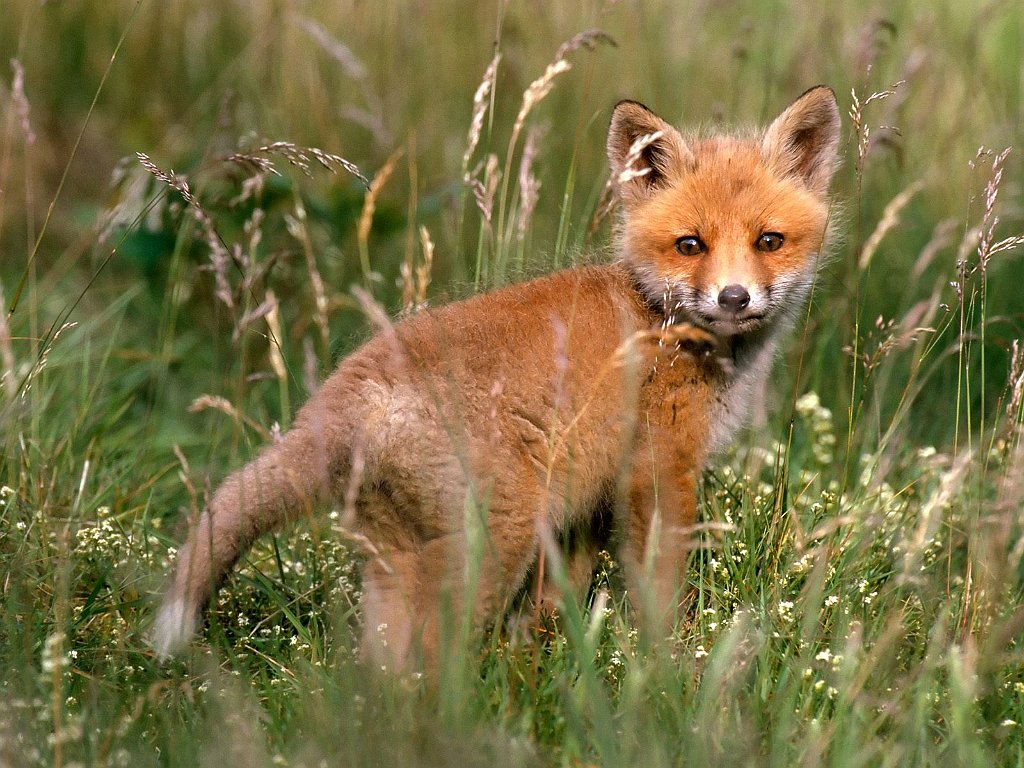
[2,0,1022,465]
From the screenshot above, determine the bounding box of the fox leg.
[534,511,610,616]
[360,532,540,670]
[358,534,464,671]
[357,478,543,670]
[621,426,701,637]
[536,541,601,616]
[359,546,421,669]
[422,504,540,664]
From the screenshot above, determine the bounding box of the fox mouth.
[656,286,771,337]
[683,311,768,337]
[657,287,771,335]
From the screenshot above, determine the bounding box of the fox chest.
[636,351,746,459]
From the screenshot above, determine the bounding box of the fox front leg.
[620,425,702,640]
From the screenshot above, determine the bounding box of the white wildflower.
[777,600,795,622]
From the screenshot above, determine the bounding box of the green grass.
[2,0,1024,765]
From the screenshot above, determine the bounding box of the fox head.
[607,86,841,339]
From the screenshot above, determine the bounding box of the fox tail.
[151,426,333,659]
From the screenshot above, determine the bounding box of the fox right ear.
[607,100,690,203]
[762,86,841,197]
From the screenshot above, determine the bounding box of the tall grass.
[2,0,1024,765]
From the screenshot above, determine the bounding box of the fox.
[152,85,841,668]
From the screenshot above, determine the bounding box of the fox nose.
[717,284,750,313]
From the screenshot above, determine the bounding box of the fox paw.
[660,323,718,358]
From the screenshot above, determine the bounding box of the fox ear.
[762,86,841,196]
[607,100,690,202]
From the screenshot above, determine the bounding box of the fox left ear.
[762,86,841,196]
[607,100,691,204]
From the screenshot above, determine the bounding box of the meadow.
[2,0,1024,764]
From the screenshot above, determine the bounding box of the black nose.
[717,284,750,313]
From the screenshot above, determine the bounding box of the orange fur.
[152,86,841,668]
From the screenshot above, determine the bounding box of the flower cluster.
[795,391,837,466]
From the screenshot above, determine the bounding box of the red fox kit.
[153,86,840,666]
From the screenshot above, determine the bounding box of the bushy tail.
[151,426,333,658]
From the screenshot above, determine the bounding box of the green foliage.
[2,0,1024,765]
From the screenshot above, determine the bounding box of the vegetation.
[2,0,1023,764]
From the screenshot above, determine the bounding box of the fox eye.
[675,236,706,256]
[756,232,784,252]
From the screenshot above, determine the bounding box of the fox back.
[153,86,841,668]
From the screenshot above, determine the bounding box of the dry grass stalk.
[350,285,404,365]
[467,29,612,268]
[264,290,287,385]
[332,430,391,571]
[852,18,897,77]
[223,152,278,178]
[854,309,935,379]
[617,130,665,186]
[302,337,319,398]
[984,233,1024,261]
[226,160,273,208]
[236,208,274,301]
[0,281,16,402]
[226,142,371,209]
[243,207,265,258]
[589,129,665,238]
[351,285,396,339]
[10,59,35,147]
[339,436,366,532]
[1005,340,1024,428]
[948,226,982,305]
[894,300,937,347]
[545,323,719,465]
[587,183,616,243]
[415,225,434,308]
[136,152,197,206]
[259,142,369,188]
[510,30,614,154]
[971,340,1024,632]
[858,179,924,269]
[899,451,972,585]
[976,147,1009,271]
[994,340,1024,523]
[516,124,544,240]
[137,152,236,310]
[20,321,75,399]
[911,217,959,280]
[293,16,367,81]
[171,444,201,522]
[205,242,236,312]
[463,53,501,178]
[848,80,905,168]
[231,295,277,343]
[285,198,330,362]
[357,146,405,284]
[294,15,391,147]
[553,29,616,62]
[512,59,571,151]
[188,394,272,440]
[975,148,1024,272]
[467,154,500,228]
[0,66,18,249]
[948,148,1024,318]
[400,252,415,312]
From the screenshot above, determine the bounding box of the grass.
[2,0,1024,765]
